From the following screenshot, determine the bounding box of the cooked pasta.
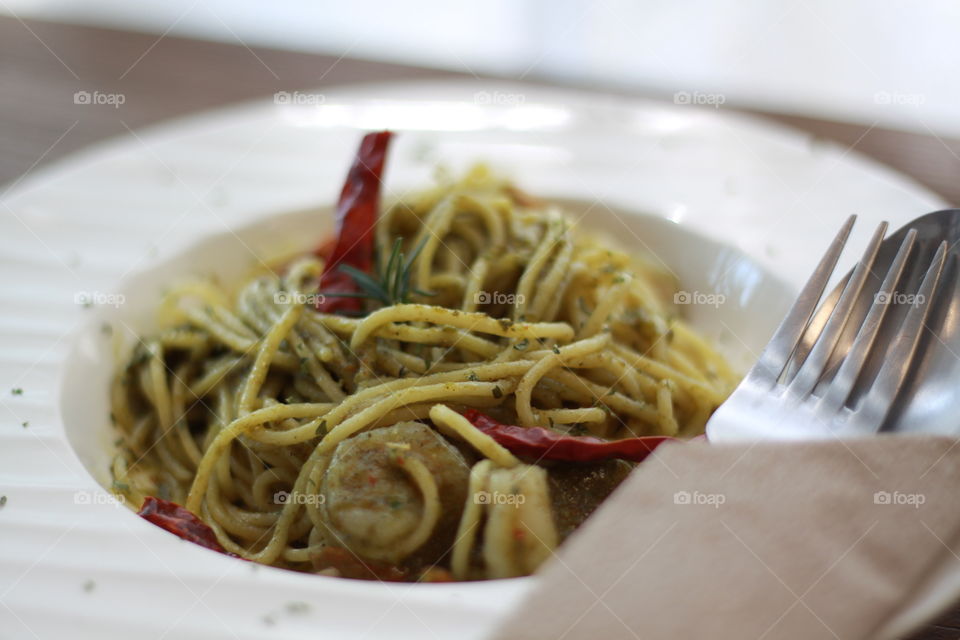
[110,160,738,582]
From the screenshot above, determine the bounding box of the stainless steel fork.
[706,216,948,441]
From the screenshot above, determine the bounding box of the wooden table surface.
[1,16,958,639]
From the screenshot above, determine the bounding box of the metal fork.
[706,215,948,441]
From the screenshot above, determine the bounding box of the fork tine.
[817,229,917,415]
[844,240,947,432]
[747,215,855,387]
[785,222,888,400]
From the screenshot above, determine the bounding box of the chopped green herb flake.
[286,601,310,615]
[10,388,22,396]
[492,386,503,399]
[315,420,328,438]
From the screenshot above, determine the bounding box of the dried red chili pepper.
[138,496,235,556]
[461,409,674,463]
[315,130,393,314]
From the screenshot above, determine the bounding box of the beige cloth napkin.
[489,436,960,640]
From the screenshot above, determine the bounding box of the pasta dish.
[110,131,737,581]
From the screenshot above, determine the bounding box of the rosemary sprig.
[325,237,435,308]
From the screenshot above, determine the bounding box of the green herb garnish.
[326,237,435,308]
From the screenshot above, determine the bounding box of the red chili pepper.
[138,496,235,556]
[315,130,393,314]
[461,409,674,463]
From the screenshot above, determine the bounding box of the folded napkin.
[489,436,960,640]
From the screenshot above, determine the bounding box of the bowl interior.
[59,199,794,502]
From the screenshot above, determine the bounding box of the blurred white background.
[2,0,956,136]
